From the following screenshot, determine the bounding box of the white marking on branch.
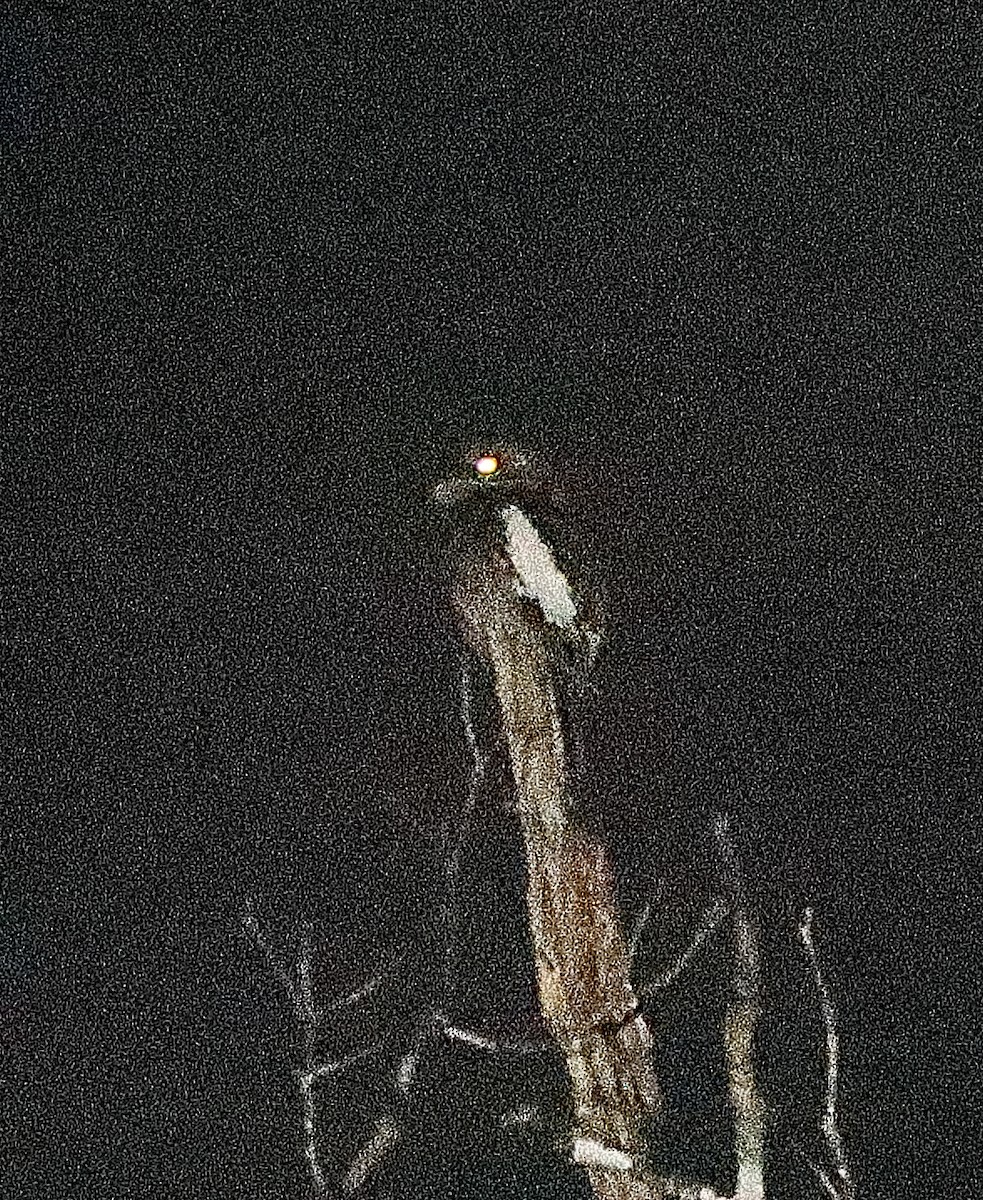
[572,1136,635,1171]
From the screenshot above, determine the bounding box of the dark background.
[3,3,974,1198]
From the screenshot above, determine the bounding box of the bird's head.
[431,443,550,510]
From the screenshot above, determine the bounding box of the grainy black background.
[3,3,974,1198]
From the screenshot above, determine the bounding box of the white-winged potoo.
[433,442,604,824]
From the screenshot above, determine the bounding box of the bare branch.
[342,1115,401,1195]
[241,899,299,1006]
[629,899,654,962]
[297,921,317,1024]
[243,899,399,1195]
[714,814,765,1200]
[303,1044,384,1083]
[636,897,730,997]
[439,661,489,993]
[395,1011,439,1096]
[297,1066,326,1195]
[797,907,856,1200]
[627,877,672,961]
[323,954,408,1014]
[435,1011,557,1055]
[787,1140,849,1200]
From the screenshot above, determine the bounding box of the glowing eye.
[473,455,500,477]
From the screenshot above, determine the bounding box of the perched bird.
[432,442,605,814]
[430,442,607,1033]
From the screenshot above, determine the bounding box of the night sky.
[3,4,973,1198]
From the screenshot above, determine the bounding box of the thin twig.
[342,1115,401,1195]
[304,1043,384,1082]
[441,661,487,993]
[298,1065,326,1195]
[297,921,317,1023]
[797,907,856,1200]
[322,954,408,1013]
[636,897,730,997]
[627,878,670,960]
[301,1041,387,1193]
[435,1010,557,1055]
[629,900,655,962]
[243,900,397,1195]
[395,1010,439,1096]
[241,899,298,1006]
[787,1139,848,1200]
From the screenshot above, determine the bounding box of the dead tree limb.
[453,539,666,1200]
[796,907,856,1200]
[714,815,766,1200]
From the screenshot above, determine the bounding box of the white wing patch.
[571,1137,635,1172]
[501,504,578,629]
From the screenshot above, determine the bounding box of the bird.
[432,442,605,818]
[429,442,607,1034]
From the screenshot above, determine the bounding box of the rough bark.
[454,545,666,1199]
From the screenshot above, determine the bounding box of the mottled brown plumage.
[434,443,604,810]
